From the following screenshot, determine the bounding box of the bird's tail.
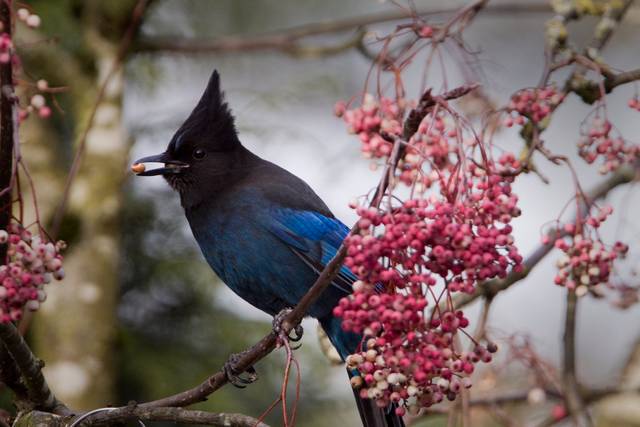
[320,316,406,427]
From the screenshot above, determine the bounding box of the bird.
[133,69,405,427]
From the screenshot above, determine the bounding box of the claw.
[223,352,258,389]
[288,324,304,342]
[272,308,304,347]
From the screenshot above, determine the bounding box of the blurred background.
[7,0,640,426]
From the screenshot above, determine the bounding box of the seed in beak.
[131,163,146,174]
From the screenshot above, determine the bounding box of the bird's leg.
[272,308,304,347]
[223,350,258,389]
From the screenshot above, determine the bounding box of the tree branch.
[584,0,635,57]
[14,408,269,427]
[104,407,269,426]
[133,3,551,54]
[0,323,69,415]
[562,290,591,426]
[606,67,640,89]
[565,0,636,103]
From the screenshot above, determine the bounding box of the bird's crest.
[173,69,239,152]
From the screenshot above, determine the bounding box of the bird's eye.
[192,148,206,160]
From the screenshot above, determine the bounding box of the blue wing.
[267,209,357,295]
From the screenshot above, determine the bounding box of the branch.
[0,345,30,405]
[134,3,551,54]
[534,385,640,427]
[130,407,268,426]
[417,384,640,427]
[562,290,591,426]
[0,323,69,415]
[565,0,636,103]
[605,67,640,91]
[14,408,268,427]
[569,62,640,104]
[12,411,63,427]
[583,0,635,57]
[449,165,638,310]
[134,8,436,53]
[414,382,639,425]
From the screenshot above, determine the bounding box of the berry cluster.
[27,93,51,119]
[578,117,639,174]
[337,284,496,413]
[0,222,65,323]
[345,190,522,293]
[504,86,564,126]
[629,98,640,112]
[550,207,628,293]
[335,173,521,410]
[17,80,52,122]
[0,32,11,64]
[16,8,42,28]
[335,94,405,158]
[336,93,526,411]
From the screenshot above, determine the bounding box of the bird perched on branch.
[133,69,404,427]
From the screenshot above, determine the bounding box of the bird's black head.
[133,70,245,197]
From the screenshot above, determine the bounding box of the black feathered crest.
[173,70,239,152]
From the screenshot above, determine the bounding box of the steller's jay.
[134,70,404,427]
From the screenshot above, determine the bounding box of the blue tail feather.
[319,315,362,360]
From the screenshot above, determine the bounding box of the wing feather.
[267,209,356,295]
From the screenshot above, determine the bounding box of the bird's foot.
[272,308,304,348]
[223,351,258,389]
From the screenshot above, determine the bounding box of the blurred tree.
[18,0,146,410]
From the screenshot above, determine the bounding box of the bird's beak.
[132,152,189,176]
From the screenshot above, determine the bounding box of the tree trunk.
[20,1,140,408]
